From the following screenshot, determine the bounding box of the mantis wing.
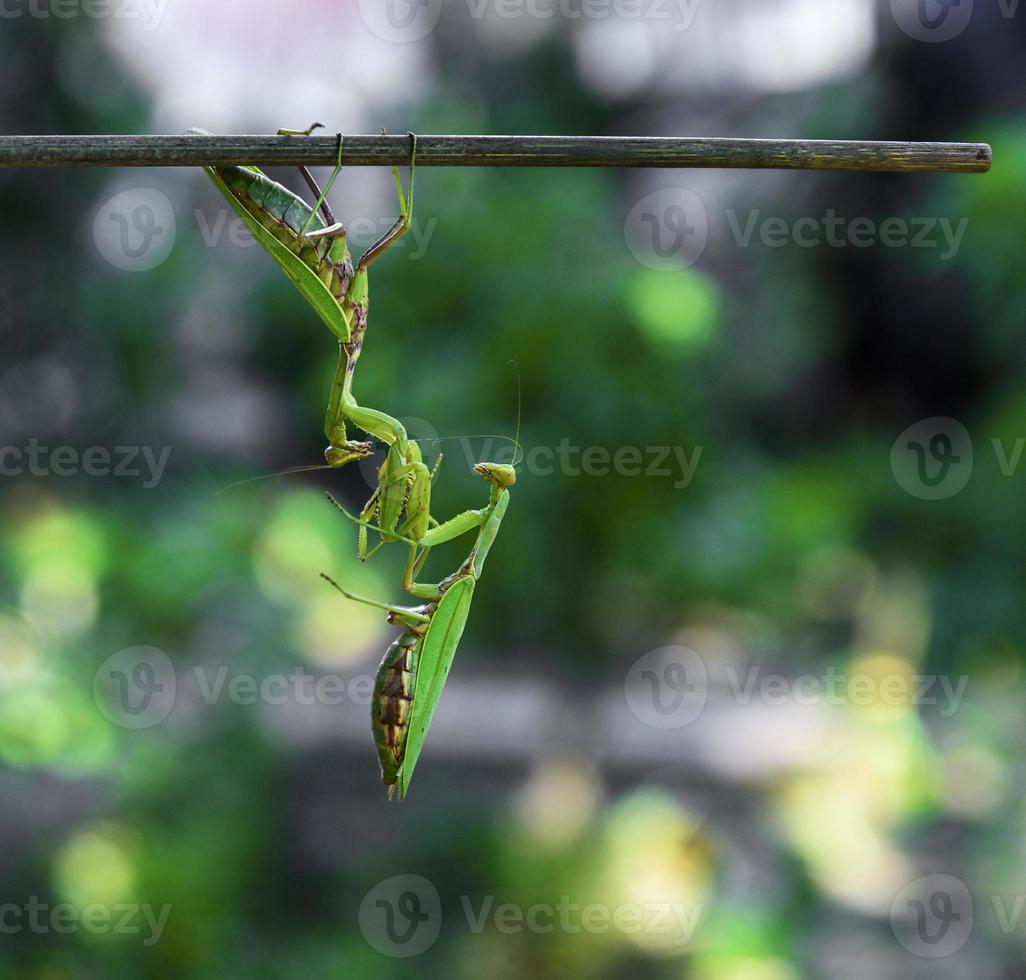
[188,129,352,344]
[396,576,476,799]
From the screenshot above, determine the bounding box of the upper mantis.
[192,124,438,550]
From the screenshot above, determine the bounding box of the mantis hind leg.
[326,495,421,550]
[277,123,345,234]
[357,132,417,272]
[357,483,385,561]
[320,573,429,625]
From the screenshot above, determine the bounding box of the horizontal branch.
[0,134,992,173]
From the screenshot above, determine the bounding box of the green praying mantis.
[193,124,516,797]
[191,124,440,551]
[322,460,514,799]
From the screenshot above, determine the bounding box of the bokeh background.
[1,0,1025,976]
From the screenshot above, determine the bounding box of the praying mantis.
[191,124,438,548]
[322,460,515,799]
[192,125,517,797]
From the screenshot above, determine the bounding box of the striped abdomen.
[217,167,354,301]
[372,630,421,788]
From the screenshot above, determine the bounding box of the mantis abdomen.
[216,167,354,299]
[372,628,422,788]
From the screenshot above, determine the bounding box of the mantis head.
[474,462,517,488]
[325,441,374,466]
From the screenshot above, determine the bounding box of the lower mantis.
[322,460,515,799]
[192,124,436,541]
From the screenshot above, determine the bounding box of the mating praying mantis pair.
[193,124,516,798]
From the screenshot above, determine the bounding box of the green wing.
[396,576,476,799]
[189,129,352,344]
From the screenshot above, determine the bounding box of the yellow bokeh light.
[601,790,713,955]
[252,492,339,606]
[54,826,136,909]
[12,507,108,579]
[0,680,112,773]
[19,561,99,639]
[696,957,800,980]
[943,742,1006,819]
[513,759,598,848]
[0,687,70,766]
[0,613,43,687]
[844,650,916,722]
[296,588,387,667]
